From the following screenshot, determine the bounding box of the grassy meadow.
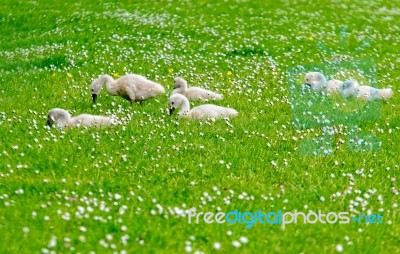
[0,0,399,253]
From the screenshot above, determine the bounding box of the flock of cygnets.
[304,72,393,100]
[47,71,393,128]
[47,74,237,128]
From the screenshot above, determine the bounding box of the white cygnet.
[172,77,223,101]
[47,108,116,128]
[340,80,393,100]
[168,94,237,120]
[90,74,165,104]
[304,72,327,92]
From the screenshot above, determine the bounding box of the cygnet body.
[47,108,115,128]
[168,94,237,120]
[172,77,222,101]
[326,79,343,94]
[340,80,393,100]
[90,74,165,104]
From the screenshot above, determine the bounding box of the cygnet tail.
[154,82,166,94]
[141,78,166,94]
[212,92,223,100]
[109,116,118,126]
[379,88,393,100]
[227,108,238,117]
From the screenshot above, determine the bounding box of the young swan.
[340,80,393,100]
[47,108,116,128]
[168,94,237,120]
[304,72,327,92]
[172,77,223,101]
[90,74,165,104]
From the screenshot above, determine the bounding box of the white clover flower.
[239,236,249,244]
[213,242,221,250]
[232,240,241,248]
[335,244,343,252]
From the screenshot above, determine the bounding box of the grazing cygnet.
[168,94,237,120]
[47,108,115,128]
[304,72,327,92]
[326,79,343,94]
[340,80,393,100]
[90,74,165,104]
[172,77,223,101]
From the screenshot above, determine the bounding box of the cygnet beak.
[92,94,97,103]
[169,107,175,116]
[304,83,311,88]
[46,119,52,127]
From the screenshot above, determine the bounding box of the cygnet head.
[90,75,108,103]
[47,108,71,128]
[168,93,187,115]
[174,77,187,89]
[304,72,327,90]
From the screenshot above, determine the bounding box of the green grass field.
[1,0,399,253]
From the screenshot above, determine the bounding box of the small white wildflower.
[335,244,343,252]
[185,245,192,252]
[239,236,248,244]
[213,242,221,250]
[232,240,241,248]
[48,236,57,248]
